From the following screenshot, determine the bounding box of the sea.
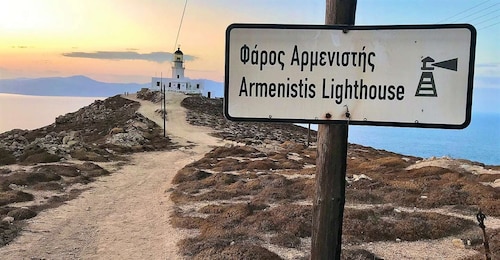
[346,112,499,165]
[0,93,103,134]
[0,93,499,165]
[303,114,499,165]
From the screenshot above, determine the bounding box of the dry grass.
[343,206,476,243]
[170,143,497,259]
[462,228,500,260]
[0,190,34,206]
[0,148,16,166]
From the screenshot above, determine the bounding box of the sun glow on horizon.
[0,0,497,85]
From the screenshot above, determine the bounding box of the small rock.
[1,216,14,224]
[452,238,465,249]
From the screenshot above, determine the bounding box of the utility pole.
[311,1,357,259]
[163,85,166,136]
[160,73,166,137]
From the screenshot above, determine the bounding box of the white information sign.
[224,24,476,129]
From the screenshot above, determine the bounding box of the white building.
[151,47,204,94]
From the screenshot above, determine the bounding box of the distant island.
[0,75,224,98]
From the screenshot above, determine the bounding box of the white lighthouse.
[172,47,185,79]
[151,47,204,95]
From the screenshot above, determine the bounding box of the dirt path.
[0,93,226,259]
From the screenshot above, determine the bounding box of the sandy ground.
[0,93,227,259]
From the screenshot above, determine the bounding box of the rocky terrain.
[0,89,499,259]
[0,94,173,246]
[174,95,500,259]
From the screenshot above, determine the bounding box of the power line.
[449,3,499,23]
[173,0,188,52]
[469,9,500,24]
[437,0,491,23]
[474,14,500,26]
[478,20,500,30]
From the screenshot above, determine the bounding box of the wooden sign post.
[311,1,357,259]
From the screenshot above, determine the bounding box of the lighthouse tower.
[172,47,185,79]
[150,47,204,95]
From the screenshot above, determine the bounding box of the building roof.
[174,48,183,55]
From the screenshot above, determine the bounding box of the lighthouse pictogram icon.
[415,56,458,97]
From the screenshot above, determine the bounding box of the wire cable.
[173,0,188,52]
[448,3,499,23]
[437,0,491,23]
[479,20,500,30]
[474,14,500,26]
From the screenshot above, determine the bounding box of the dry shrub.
[19,149,61,164]
[357,156,411,171]
[170,190,193,204]
[299,167,316,175]
[70,149,108,162]
[177,202,271,257]
[0,148,16,166]
[1,171,61,186]
[394,212,475,240]
[478,200,500,217]
[170,215,205,229]
[406,166,451,177]
[289,178,315,200]
[270,232,301,248]
[343,208,475,243]
[212,158,246,172]
[253,186,291,203]
[462,228,500,260]
[275,159,303,170]
[199,204,226,214]
[476,173,500,182]
[76,162,110,177]
[387,179,421,190]
[242,178,263,191]
[376,156,411,168]
[204,203,253,229]
[253,177,312,204]
[7,207,37,220]
[32,181,63,191]
[194,244,282,260]
[281,141,305,153]
[244,204,312,238]
[200,173,238,187]
[33,165,80,177]
[64,175,92,185]
[380,187,420,207]
[269,152,287,161]
[208,146,261,158]
[346,189,383,204]
[172,167,211,184]
[186,156,217,169]
[0,220,20,247]
[341,249,382,260]
[0,190,34,206]
[423,183,469,207]
[178,236,230,257]
[178,230,252,257]
[246,159,277,171]
[196,189,245,201]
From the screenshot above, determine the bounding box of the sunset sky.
[0,0,498,87]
